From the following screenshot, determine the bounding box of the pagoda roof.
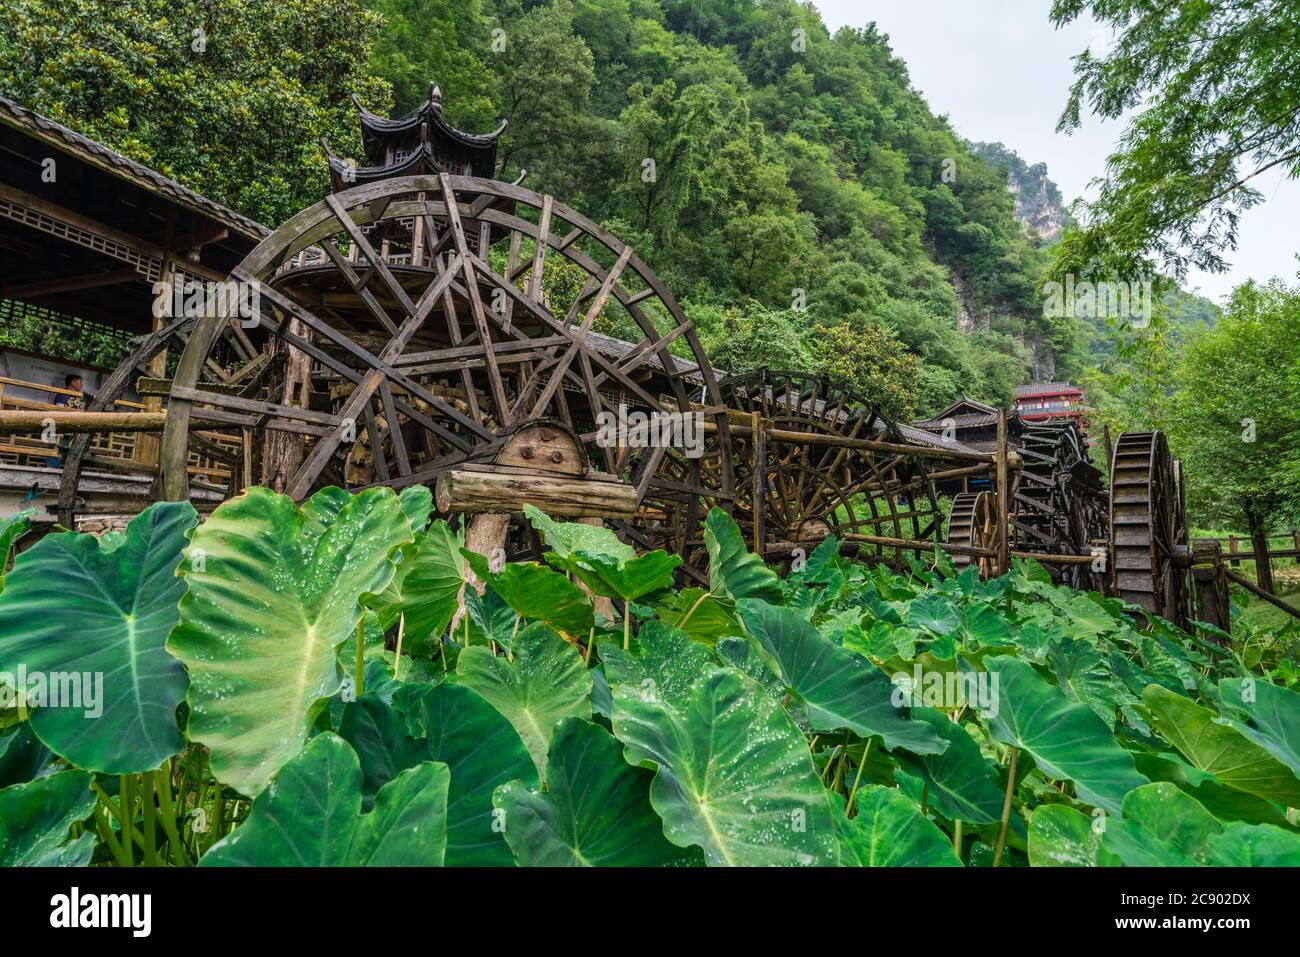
[353,86,507,153]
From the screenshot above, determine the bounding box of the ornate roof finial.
[428,83,442,112]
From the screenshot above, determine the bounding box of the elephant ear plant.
[1,492,1299,868]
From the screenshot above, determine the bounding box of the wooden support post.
[995,408,1010,575]
[577,517,615,621]
[137,245,173,468]
[451,511,512,637]
[1228,535,1240,566]
[1102,423,1113,471]
[1250,525,1275,596]
[751,410,764,553]
[1190,539,1231,642]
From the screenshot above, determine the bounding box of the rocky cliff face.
[971,142,1068,242]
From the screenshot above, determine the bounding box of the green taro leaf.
[1143,684,1300,806]
[416,683,537,866]
[457,622,592,776]
[736,599,946,755]
[1103,782,1300,867]
[834,787,961,867]
[494,717,683,866]
[981,656,1148,815]
[703,507,781,604]
[202,734,449,866]
[393,520,464,645]
[1048,638,1117,729]
[611,666,838,866]
[399,485,434,534]
[1207,821,1300,866]
[1102,782,1222,866]
[1217,678,1300,778]
[961,603,1010,646]
[655,587,740,645]
[525,505,635,564]
[0,770,97,866]
[891,707,1006,824]
[0,723,57,788]
[338,695,427,805]
[1027,805,1120,867]
[0,507,34,593]
[462,553,594,636]
[906,593,960,635]
[168,487,413,797]
[566,550,681,604]
[299,486,353,544]
[601,620,714,711]
[465,585,518,649]
[0,502,195,773]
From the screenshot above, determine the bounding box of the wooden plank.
[169,386,342,427]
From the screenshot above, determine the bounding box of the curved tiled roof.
[0,95,269,241]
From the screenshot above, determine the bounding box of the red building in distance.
[1012,381,1090,433]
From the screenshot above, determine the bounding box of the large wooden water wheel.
[1109,430,1192,627]
[157,173,734,575]
[1011,421,1107,589]
[717,370,941,564]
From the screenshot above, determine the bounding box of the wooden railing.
[1221,532,1300,597]
[0,374,237,481]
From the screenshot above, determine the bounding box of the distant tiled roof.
[901,424,981,454]
[913,410,999,430]
[1013,381,1081,397]
[0,95,269,241]
[582,328,707,381]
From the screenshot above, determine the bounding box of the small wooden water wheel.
[717,370,942,566]
[1010,421,1107,589]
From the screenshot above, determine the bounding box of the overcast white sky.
[811,0,1300,303]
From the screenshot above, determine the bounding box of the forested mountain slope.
[1,0,1095,416]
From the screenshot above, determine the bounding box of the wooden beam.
[0,267,139,299]
[0,411,166,434]
[435,468,639,520]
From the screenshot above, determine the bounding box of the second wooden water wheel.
[717,370,942,565]
[1109,430,1192,627]
[945,490,997,577]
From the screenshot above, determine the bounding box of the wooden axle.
[709,420,1010,466]
[435,466,638,520]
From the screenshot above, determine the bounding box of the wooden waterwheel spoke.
[277,260,468,498]
[524,246,633,418]
[237,264,492,445]
[465,254,663,411]
[437,173,512,426]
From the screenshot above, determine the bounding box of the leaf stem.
[393,613,405,682]
[355,618,366,697]
[992,748,1019,868]
[846,738,873,816]
[92,802,131,868]
[140,771,159,866]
